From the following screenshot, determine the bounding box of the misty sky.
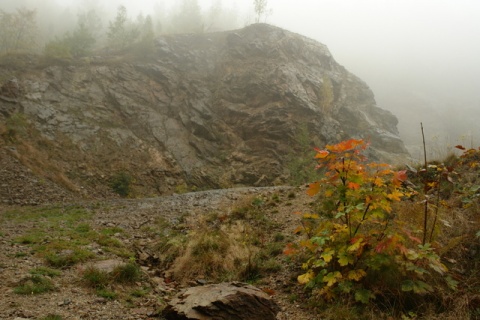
[52,0,478,109]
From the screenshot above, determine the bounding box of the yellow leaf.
[348,269,367,281]
[303,213,319,219]
[298,270,315,284]
[347,238,364,253]
[323,271,342,287]
[321,248,335,263]
[373,176,384,187]
[387,190,403,201]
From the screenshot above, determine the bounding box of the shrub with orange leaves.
[289,139,456,305]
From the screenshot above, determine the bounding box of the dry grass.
[169,223,253,282]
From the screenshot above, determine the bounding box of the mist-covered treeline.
[0,0,246,59]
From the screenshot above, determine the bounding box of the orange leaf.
[394,170,408,182]
[262,288,276,296]
[283,243,297,255]
[347,182,360,190]
[315,149,330,159]
[326,139,364,153]
[455,145,466,150]
[307,181,320,196]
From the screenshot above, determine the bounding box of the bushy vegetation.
[110,171,132,197]
[287,139,480,318]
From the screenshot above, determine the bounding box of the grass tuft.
[14,275,55,295]
[111,262,141,284]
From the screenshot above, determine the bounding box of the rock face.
[162,282,280,320]
[0,23,409,198]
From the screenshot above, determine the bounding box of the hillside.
[0,24,408,201]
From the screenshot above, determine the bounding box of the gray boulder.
[163,282,280,320]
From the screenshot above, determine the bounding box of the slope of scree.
[0,23,409,199]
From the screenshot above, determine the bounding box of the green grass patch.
[75,223,91,233]
[30,266,61,277]
[14,252,28,258]
[7,205,133,268]
[44,248,94,268]
[100,226,124,236]
[96,288,117,300]
[2,205,91,224]
[14,275,55,295]
[15,230,46,244]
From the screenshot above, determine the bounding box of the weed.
[15,231,45,244]
[14,275,55,294]
[260,258,282,273]
[130,288,150,297]
[191,231,230,256]
[40,315,63,320]
[111,262,141,284]
[251,197,264,207]
[30,266,61,277]
[14,252,28,258]
[272,193,280,202]
[45,248,93,268]
[81,266,110,289]
[265,242,284,257]
[100,227,124,236]
[96,289,117,300]
[273,232,285,242]
[75,223,91,233]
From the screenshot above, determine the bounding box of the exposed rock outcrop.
[0,23,409,199]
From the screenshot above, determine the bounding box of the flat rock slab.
[163,282,280,320]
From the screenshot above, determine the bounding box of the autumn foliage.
[288,139,457,304]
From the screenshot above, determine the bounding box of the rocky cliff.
[0,24,409,201]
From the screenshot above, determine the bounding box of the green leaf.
[402,280,433,294]
[311,236,328,246]
[335,211,346,219]
[338,280,353,293]
[401,280,414,292]
[429,261,447,274]
[312,259,327,268]
[405,249,419,260]
[445,276,458,290]
[354,288,374,304]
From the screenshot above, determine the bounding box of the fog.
[2,0,479,159]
